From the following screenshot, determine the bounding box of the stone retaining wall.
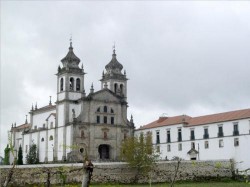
[0,160,232,186]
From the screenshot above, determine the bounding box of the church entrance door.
[98,144,110,159]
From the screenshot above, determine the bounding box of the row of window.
[114,83,124,94]
[34,122,54,130]
[96,106,114,113]
[60,77,81,92]
[41,135,53,142]
[157,123,240,144]
[96,116,115,124]
[162,138,240,153]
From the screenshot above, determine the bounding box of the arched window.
[49,135,53,141]
[60,78,64,91]
[76,78,81,91]
[104,106,108,113]
[114,83,118,93]
[97,107,100,112]
[69,77,74,91]
[120,84,123,95]
[41,138,44,142]
[110,108,114,113]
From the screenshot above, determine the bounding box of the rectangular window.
[218,125,224,137]
[233,122,239,136]
[203,127,209,139]
[166,130,171,143]
[178,128,182,142]
[25,145,28,153]
[104,116,107,124]
[50,122,53,129]
[96,116,100,123]
[234,138,239,147]
[190,129,195,140]
[111,117,114,124]
[204,141,209,149]
[219,139,224,148]
[178,143,182,151]
[167,144,171,152]
[156,131,160,144]
[191,142,195,149]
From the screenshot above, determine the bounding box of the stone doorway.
[98,144,110,159]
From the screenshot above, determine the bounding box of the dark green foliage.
[17,144,23,165]
[120,132,159,181]
[26,143,39,164]
[4,144,10,165]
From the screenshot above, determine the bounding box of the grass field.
[90,182,249,187]
[55,181,249,187]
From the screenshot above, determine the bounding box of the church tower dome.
[105,49,123,71]
[61,41,81,69]
[100,47,128,100]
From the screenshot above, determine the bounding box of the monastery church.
[10,41,135,163]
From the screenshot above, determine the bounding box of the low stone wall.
[0,160,232,186]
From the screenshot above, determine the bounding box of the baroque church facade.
[10,42,134,163]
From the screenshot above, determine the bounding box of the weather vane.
[70,33,72,47]
[113,41,116,53]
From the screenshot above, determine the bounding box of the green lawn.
[29,182,249,187]
[89,181,250,187]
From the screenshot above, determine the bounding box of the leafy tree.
[120,132,159,182]
[4,144,10,165]
[26,143,39,164]
[17,144,23,165]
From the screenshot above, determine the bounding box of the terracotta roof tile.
[138,115,191,130]
[15,123,30,129]
[188,108,250,126]
[137,108,250,130]
[35,105,56,112]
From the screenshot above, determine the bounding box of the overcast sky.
[1,1,250,156]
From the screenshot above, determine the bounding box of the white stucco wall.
[47,129,55,162]
[68,92,82,100]
[66,125,72,153]
[57,104,65,127]
[32,109,56,129]
[135,118,250,171]
[57,127,64,160]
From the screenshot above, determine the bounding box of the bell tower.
[55,40,85,161]
[56,40,86,126]
[100,48,128,100]
[57,40,85,103]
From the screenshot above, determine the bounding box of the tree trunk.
[82,170,89,187]
[3,163,15,187]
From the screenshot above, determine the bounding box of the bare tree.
[170,156,182,187]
